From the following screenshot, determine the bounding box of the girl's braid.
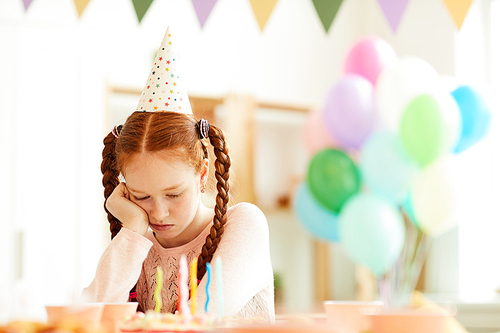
[101,131,122,238]
[101,127,140,308]
[197,124,231,280]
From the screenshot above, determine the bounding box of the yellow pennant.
[249,0,279,31]
[74,0,91,17]
[441,0,474,29]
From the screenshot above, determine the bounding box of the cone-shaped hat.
[136,26,192,114]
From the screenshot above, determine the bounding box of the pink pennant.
[191,0,218,28]
[22,0,34,10]
[376,0,410,33]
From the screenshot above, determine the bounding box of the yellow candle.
[190,257,198,314]
[154,266,163,313]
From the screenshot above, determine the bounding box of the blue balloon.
[293,183,340,242]
[360,131,419,204]
[451,86,491,153]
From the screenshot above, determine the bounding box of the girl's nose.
[150,200,169,223]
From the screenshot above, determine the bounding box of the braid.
[101,131,121,239]
[101,127,141,310]
[197,125,231,281]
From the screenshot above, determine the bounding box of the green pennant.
[132,0,154,23]
[312,0,344,33]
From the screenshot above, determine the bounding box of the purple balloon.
[323,75,377,149]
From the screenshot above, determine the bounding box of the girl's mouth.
[150,224,174,232]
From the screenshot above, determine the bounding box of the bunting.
[22,0,33,11]
[249,0,279,31]
[191,0,218,28]
[312,0,344,33]
[132,0,154,23]
[376,0,410,33]
[74,0,91,17]
[441,0,474,29]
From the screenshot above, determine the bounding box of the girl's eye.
[167,193,182,198]
[136,196,150,201]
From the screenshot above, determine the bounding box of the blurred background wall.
[0,0,499,323]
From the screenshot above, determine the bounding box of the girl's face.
[123,152,208,247]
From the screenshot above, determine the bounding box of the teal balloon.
[293,183,340,242]
[451,86,491,153]
[360,131,419,204]
[307,149,361,213]
[402,193,418,227]
[339,193,405,277]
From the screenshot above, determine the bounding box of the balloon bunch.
[295,36,491,296]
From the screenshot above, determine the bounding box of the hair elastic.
[111,126,119,139]
[129,291,137,299]
[198,119,210,140]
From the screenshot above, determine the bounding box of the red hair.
[101,111,231,309]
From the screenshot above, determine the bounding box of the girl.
[83,111,275,320]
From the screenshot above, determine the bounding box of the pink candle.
[179,255,192,320]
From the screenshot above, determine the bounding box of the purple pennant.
[376,0,410,33]
[22,0,33,10]
[191,0,218,28]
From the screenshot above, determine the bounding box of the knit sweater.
[83,203,275,321]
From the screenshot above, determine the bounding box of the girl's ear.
[200,158,209,187]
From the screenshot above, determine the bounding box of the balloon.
[402,193,418,227]
[411,158,457,236]
[400,92,461,166]
[376,57,440,131]
[451,86,491,153]
[344,36,398,86]
[323,75,377,150]
[339,193,406,277]
[307,148,361,213]
[293,183,340,242]
[302,108,338,156]
[360,131,419,204]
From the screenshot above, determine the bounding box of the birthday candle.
[190,257,198,315]
[179,255,192,319]
[205,262,211,313]
[215,256,224,320]
[154,266,163,313]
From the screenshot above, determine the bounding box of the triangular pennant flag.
[248,0,279,31]
[136,26,192,114]
[132,0,154,23]
[441,0,474,29]
[74,0,91,17]
[312,0,344,33]
[22,0,34,11]
[191,0,218,28]
[376,0,410,33]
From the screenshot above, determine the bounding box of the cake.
[119,310,217,333]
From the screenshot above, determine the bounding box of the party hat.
[136,26,192,114]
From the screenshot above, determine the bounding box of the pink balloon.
[302,108,338,156]
[344,36,397,86]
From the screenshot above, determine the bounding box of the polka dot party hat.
[136,26,192,114]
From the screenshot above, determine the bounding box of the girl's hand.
[106,183,149,237]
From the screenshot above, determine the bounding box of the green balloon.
[400,94,448,166]
[307,149,361,213]
[340,193,406,277]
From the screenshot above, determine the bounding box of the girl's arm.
[82,228,153,302]
[196,203,274,316]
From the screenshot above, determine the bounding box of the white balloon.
[411,157,457,236]
[376,57,441,131]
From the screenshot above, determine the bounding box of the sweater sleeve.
[196,203,273,316]
[82,228,153,302]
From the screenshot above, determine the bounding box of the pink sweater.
[83,203,275,321]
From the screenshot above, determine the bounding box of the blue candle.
[205,262,211,313]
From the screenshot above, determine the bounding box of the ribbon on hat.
[136,26,192,114]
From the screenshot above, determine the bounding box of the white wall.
[0,0,498,321]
